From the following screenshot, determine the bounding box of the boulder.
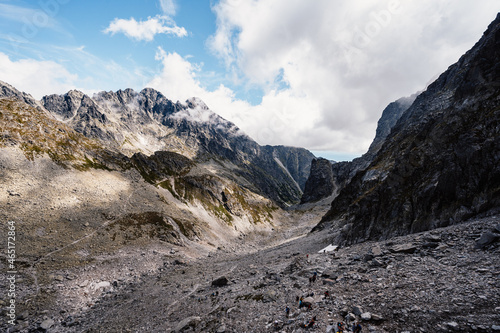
[302,297,314,307]
[446,321,459,330]
[40,319,55,330]
[212,276,228,287]
[360,312,372,321]
[371,245,383,257]
[95,281,111,290]
[424,234,441,242]
[369,258,385,267]
[475,231,499,249]
[174,316,201,332]
[323,279,336,286]
[352,306,363,316]
[389,243,417,254]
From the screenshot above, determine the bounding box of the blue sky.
[0,0,498,161]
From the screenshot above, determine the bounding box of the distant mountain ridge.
[313,13,500,244]
[34,86,315,206]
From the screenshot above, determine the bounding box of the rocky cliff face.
[365,94,417,158]
[300,158,335,203]
[40,88,314,206]
[315,13,500,244]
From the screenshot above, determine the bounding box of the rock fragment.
[212,276,228,287]
[173,316,201,332]
[40,319,55,330]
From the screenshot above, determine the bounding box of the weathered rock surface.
[301,158,335,203]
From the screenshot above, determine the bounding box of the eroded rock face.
[301,158,335,203]
[316,14,500,244]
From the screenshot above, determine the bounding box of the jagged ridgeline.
[312,13,500,244]
[39,88,314,206]
[0,78,319,261]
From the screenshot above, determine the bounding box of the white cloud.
[206,0,499,155]
[103,15,187,41]
[0,52,77,99]
[159,0,177,16]
[146,48,373,153]
[0,47,146,100]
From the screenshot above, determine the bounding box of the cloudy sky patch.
[0,0,497,160]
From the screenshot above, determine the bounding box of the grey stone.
[323,279,336,286]
[352,306,363,316]
[475,231,499,249]
[40,319,55,330]
[371,245,383,257]
[390,243,417,254]
[174,316,201,332]
[361,312,372,321]
[212,276,229,287]
[369,258,385,267]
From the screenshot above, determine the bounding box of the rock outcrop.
[315,13,500,244]
[365,94,418,158]
[0,79,39,108]
[301,158,335,203]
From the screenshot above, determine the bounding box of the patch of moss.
[171,218,199,240]
[75,156,112,171]
[158,179,182,201]
[208,203,233,225]
[105,212,181,244]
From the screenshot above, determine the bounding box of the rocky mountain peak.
[36,85,315,206]
[0,79,38,107]
[185,96,209,110]
[367,93,418,156]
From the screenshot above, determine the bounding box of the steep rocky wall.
[300,158,335,203]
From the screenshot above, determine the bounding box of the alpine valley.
[1,12,500,333]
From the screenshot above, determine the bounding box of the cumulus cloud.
[103,15,187,41]
[0,52,78,99]
[205,0,498,156]
[146,47,371,153]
